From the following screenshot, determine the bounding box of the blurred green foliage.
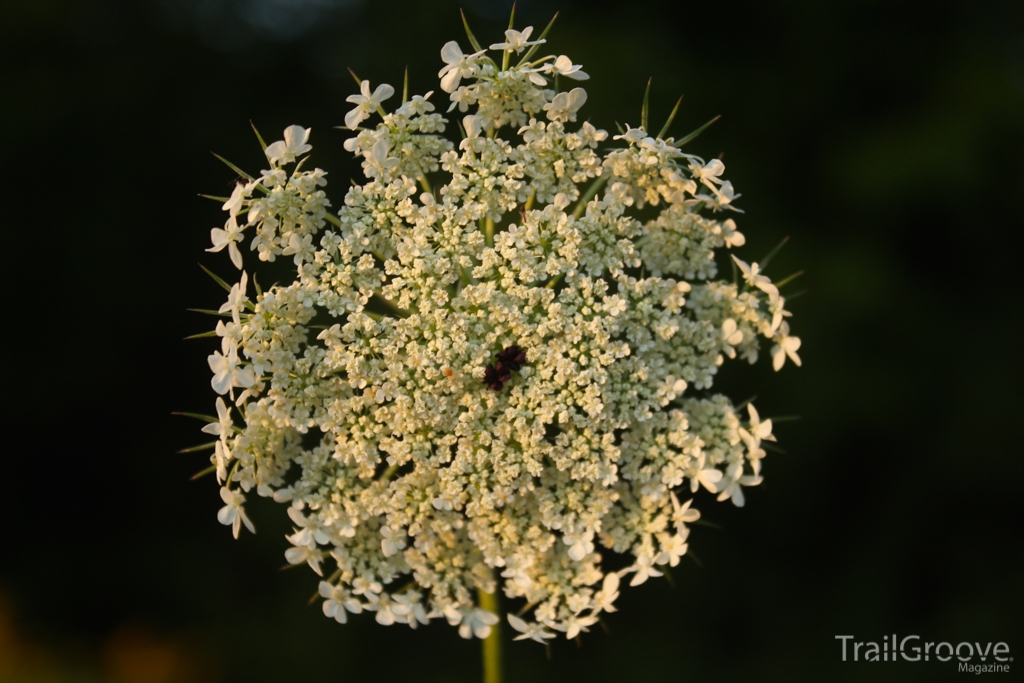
[1,0,1021,681]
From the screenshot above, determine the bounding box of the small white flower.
[438,41,484,93]
[720,218,745,247]
[284,545,324,576]
[593,572,620,613]
[351,576,383,598]
[345,81,395,129]
[543,87,587,122]
[670,493,701,528]
[221,181,248,217]
[207,215,245,270]
[559,613,598,639]
[265,125,312,166]
[201,398,233,481]
[550,54,589,80]
[771,321,802,371]
[627,554,664,587]
[380,526,406,557]
[489,26,544,54]
[207,347,255,396]
[655,533,689,567]
[218,271,249,324]
[716,462,763,508]
[613,125,648,144]
[507,614,555,643]
[319,582,362,623]
[462,114,483,140]
[458,608,499,639]
[690,157,726,191]
[731,255,778,297]
[217,487,254,538]
[396,91,436,117]
[201,396,232,438]
[721,318,744,358]
[739,403,776,450]
[392,592,429,628]
[563,530,595,562]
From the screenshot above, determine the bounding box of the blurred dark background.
[2,0,1022,681]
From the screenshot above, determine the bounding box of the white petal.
[440,40,463,64]
[507,613,529,633]
[372,83,394,102]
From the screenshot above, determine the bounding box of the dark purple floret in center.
[482,345,529,391]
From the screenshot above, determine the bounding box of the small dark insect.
[482,345,528,391]
[483,363,510,391]
[495,345,527,372]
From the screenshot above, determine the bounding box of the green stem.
[484,217,495,248]
[478,588,503,683]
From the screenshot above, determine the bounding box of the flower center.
[482,345,528,391]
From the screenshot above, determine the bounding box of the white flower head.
[191,21,800,643]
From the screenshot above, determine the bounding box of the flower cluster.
[193,20,800,643]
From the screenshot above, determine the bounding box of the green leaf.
[347,67,362,87]
[250,121,268,152]
[460,9,483,52]
[179,442,217,454]
[769,415,802,423]
[572,175,608,218]
[758,235,790,270]
[402,66,409,105]
[691,519,723,530]
[190,465,217,481]
[675,114,720,146]
[198,193,230,203]
[172,412,219,423]
[199,263,233,293]
[188,308,230,316]
[211,153,254,181]
[641,78,652,132]
[518,12,559,65]
[774,270,805,288]
[734,395,757,412]
[501,3,517,71]
[184,330,219,339]
[657,96,683,139]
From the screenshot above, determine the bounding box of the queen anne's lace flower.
[192,21,800,642]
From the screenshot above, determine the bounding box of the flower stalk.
[478,588,503,683]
